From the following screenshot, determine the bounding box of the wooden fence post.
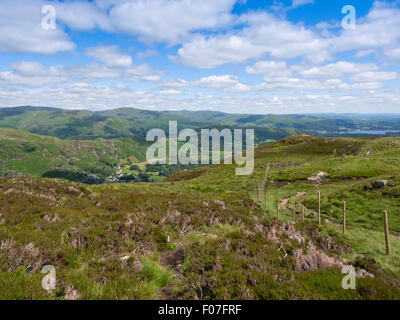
[343,201,346,234]
[261,164,270,195]
[383,210,391,256]
[292,201,296,223]
[318,191,321,227]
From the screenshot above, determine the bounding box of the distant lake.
[338,130,400,135]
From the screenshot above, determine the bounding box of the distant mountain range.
[2,106,400,183]
[2,106,400,141]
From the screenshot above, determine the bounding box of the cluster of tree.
[145,163,205,177]
[119,173,151,182]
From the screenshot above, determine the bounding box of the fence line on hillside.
[256,163,392,256]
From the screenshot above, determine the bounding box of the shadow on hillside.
[41,170,104,184]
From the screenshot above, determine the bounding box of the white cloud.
[158,89,182,95]
[86,46,133,68]
[173,34,266,69]
[8,61,47,76]
[1,83,400,114]
[2,0,398,70]
[0,59,161,88]
[69,63,122,81]
[351,82,384,90]
[0,69,66,88]
[0,0,237,54]
[124,64,162,82]
[229,83,251,93]
[175,12,328,68]
[196,92,214,99]
[193,75,250,92]
[159,78,189,88]
[355,49,375,58]
[246,61,287,74]
[350,71,397,82]
[0,0,75,54]
[290,0,314,9]
[194,75,240,88]
[262,70,293,82]
[107,0,235,44]
[0,0,399,115]
[296,61,378,78]
[158,75,251,93]
[384,48,400,59]
[270,0,314,16]
[69,62,161,83]
[175,2,400,68]
[137,49,159,59]
[255,77,351,91]
[332,2,400,59]
[55,1,110,30]
[0,62,69,87]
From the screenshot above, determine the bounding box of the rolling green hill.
[2,107,400,143]
[0,107,146,140]
[0,128,148,183]
[1,135,400,299]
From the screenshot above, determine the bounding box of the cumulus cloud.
[158,75,251,93]
[351,82,384,90]
[0,0,399,114]
[103,0,236,44]
[195,75,240,88]
[290,0,314,9]
[331,2,400,59]
[0,62,67,87]
[296,61,379,78]
[255,77,352,91]
[159,78,189,88]
[137,49,159,59]
[196,92,214,99]
[0,59,161,88]
[0,0,236,54]
[2,0,399,68]
[86,46,133,67]
[175,2,400,68]
[158,89,182,95]
[0,0,75,54]
[8,61,47,76]
[246,61,287,74]
[193,75,251,92]
[350,71,397,82]
[175,11,328,68]
[1,82,400,114]
[55,1,110,30]
[385,48,400,59]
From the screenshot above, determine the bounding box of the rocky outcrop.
[363,180,388,191]
[308,171,328,184]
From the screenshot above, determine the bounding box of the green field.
[1,134,400,299]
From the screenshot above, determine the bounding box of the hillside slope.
[0,107,146,140]
[0,128,148,183]
[1,135,400,299]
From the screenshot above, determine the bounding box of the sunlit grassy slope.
[1,134,400,299]
[0,128,148,181]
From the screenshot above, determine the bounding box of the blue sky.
[0,0,399,113]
